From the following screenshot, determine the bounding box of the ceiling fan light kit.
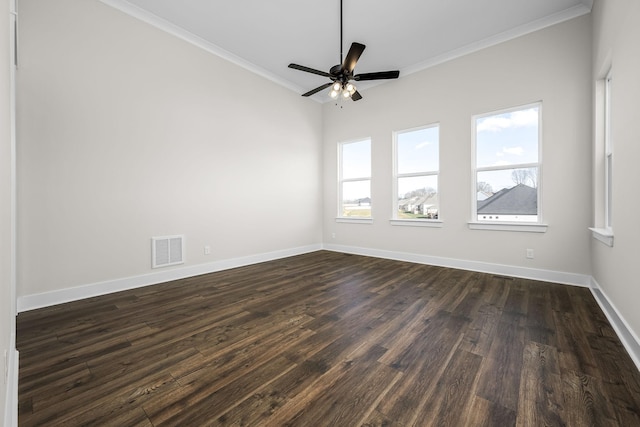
[288,0,399,102]
[329,81,356,99]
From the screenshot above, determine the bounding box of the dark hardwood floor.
[16,251,640,426]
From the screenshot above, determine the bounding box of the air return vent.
[152,235,184,268]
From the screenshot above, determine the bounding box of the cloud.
[477,108,538,132]
[478,116,511,132]
[502,146,524,156]
[415,141,432,149]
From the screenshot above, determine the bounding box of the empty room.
[1,0,640,425]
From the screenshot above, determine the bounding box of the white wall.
[591,0,640,346]
[0,0,8,418]
[1,0,15,423]
[323,16,593,277]
[17,0,323,298]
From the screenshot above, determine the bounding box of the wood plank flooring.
[16,250,640,426]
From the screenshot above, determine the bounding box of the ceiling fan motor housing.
[330,64,351,83]
[287,2,399,100]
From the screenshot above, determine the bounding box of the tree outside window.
[473,104,541,223]
[394,125,440,220]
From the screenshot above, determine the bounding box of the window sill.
[589,227,614,247]
[468,222,548,233]
[335,217,373,224]
[390,219,443,228]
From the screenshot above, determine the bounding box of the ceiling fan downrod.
[339,0,343,66]
[287,0,400,101]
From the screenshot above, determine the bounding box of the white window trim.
[390,219,443,228]
[589,227,614,247]
[392,124,440,225]
[590,70,614,246]
[336,217,374,224]
[470,102,546,232]
[469,222,548,233]
[604,71,613,233]
[337,138,373,222]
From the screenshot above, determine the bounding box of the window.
[473,103,542,225]
[590,70,614,246]
[604,72,613,231]
[393,125,440,223]
[338,138,371,220]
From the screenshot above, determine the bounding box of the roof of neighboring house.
[477,191,494,201]
[477,184,537,215]
[398,193,438,208]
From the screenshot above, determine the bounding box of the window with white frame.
[604,71,613,231]
[473,103,541,223]
[589,71,613,245]
[394,125,440,220]
[339,138,371,219]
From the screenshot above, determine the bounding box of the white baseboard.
[322,244,592,287]
[13,244,639,404]
[589,278,640,372]
[4,335,18,427]
[324,244,640,372]
[19,243,591,313]
[17,244,322,312]
[14,243,640,373]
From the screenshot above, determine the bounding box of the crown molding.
[402,3,592,77]
[98,0,305,96]
[100,1,591,104]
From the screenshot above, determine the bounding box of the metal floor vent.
[152,235,184,268]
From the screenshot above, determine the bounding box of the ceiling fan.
[288,0,400,101]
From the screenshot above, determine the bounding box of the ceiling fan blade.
[354,70,400,81]
[301,82,333,97]
[351,90,363,101]
[288,63,332,78]
[343,42,366,73]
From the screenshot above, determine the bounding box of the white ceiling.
[101,0,593,101]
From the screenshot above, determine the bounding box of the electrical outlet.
[204,245,211,255]
[526,248,534,259]
[331,233,336,239]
